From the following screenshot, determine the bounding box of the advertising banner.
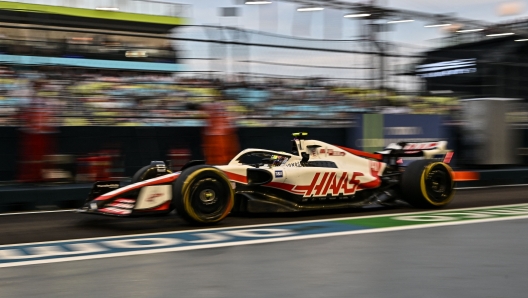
[347,114,447,152]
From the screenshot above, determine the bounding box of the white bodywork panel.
[378,140,451,159]
[135,185,172,210]
[218,139,388,198]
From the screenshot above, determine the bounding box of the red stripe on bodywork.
[99,208,132,215]
[135,201,172,212]
[443,151,454,164]
[336,145,382,161]
[358,178,381,189]
[224,171,303,194]
[266,181,304,194]
[114,198,135,204]
[96,173,180,201]
[223,171,248,183]
[224,170,304,194]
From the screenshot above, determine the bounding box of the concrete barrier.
[0,183,92,212]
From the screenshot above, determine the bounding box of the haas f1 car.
[78,133,456,224]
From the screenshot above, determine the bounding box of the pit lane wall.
[0,126,347,211]
[0,116,527,212]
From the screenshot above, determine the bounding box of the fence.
[0,24,461,130]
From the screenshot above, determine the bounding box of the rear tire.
[401,160,455,208]
[172,165,234,224]
[131,164,172,183]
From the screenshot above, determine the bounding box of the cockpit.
[235,151,291,168]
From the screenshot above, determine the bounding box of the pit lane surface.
[0,185,527,245]
[2,186,528,298]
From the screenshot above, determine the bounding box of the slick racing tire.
[131,164,172,183]
[401,159,455,208]
[172,165,234,225]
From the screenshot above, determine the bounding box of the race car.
[77,132,455,224]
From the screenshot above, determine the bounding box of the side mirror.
[301,152,309,165]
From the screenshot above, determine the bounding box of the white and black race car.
[78,132,455,224]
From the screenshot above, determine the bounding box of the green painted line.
[2,204,528,268]
[0,1,187,25]
[338,204,528,228]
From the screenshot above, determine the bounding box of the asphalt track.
[1,185,528,245]
[2,186,528,297]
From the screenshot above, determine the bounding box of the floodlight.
[387,19,414,24]
[297,7,324,12]
[344,13,371,18]
[245,1,272,4]
[486,32,515,37]
[456,29,484,33]
[96,7,119,11]
[424,23,451,28]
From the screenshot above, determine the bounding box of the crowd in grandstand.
[0,65,458,128]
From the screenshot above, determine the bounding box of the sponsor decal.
[293,172,364,197]
[96,184,119,188]
[319,149,345,156]
[416,58,477,78]
[275,170,283,178]
[146,193,163,203]
[403,142,438,150]
[286,162,302,167]
[136,185,171,210]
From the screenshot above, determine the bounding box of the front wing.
[77,173,180,217]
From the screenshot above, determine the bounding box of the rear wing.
[376,141,453,164]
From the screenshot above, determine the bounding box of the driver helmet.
[270,155,286,167]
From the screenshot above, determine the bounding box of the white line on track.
[2,202,528,247]
[0,209,75,216]
[2,212,528,268]
[455,183,528,190]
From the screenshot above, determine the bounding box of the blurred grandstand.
[0,0,462,130]
[0,64,461,128]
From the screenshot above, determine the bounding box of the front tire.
[401,160,455,208]
[172,165,234,224]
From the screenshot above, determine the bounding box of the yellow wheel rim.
[181,168,234,223]
[419,162,455,206]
